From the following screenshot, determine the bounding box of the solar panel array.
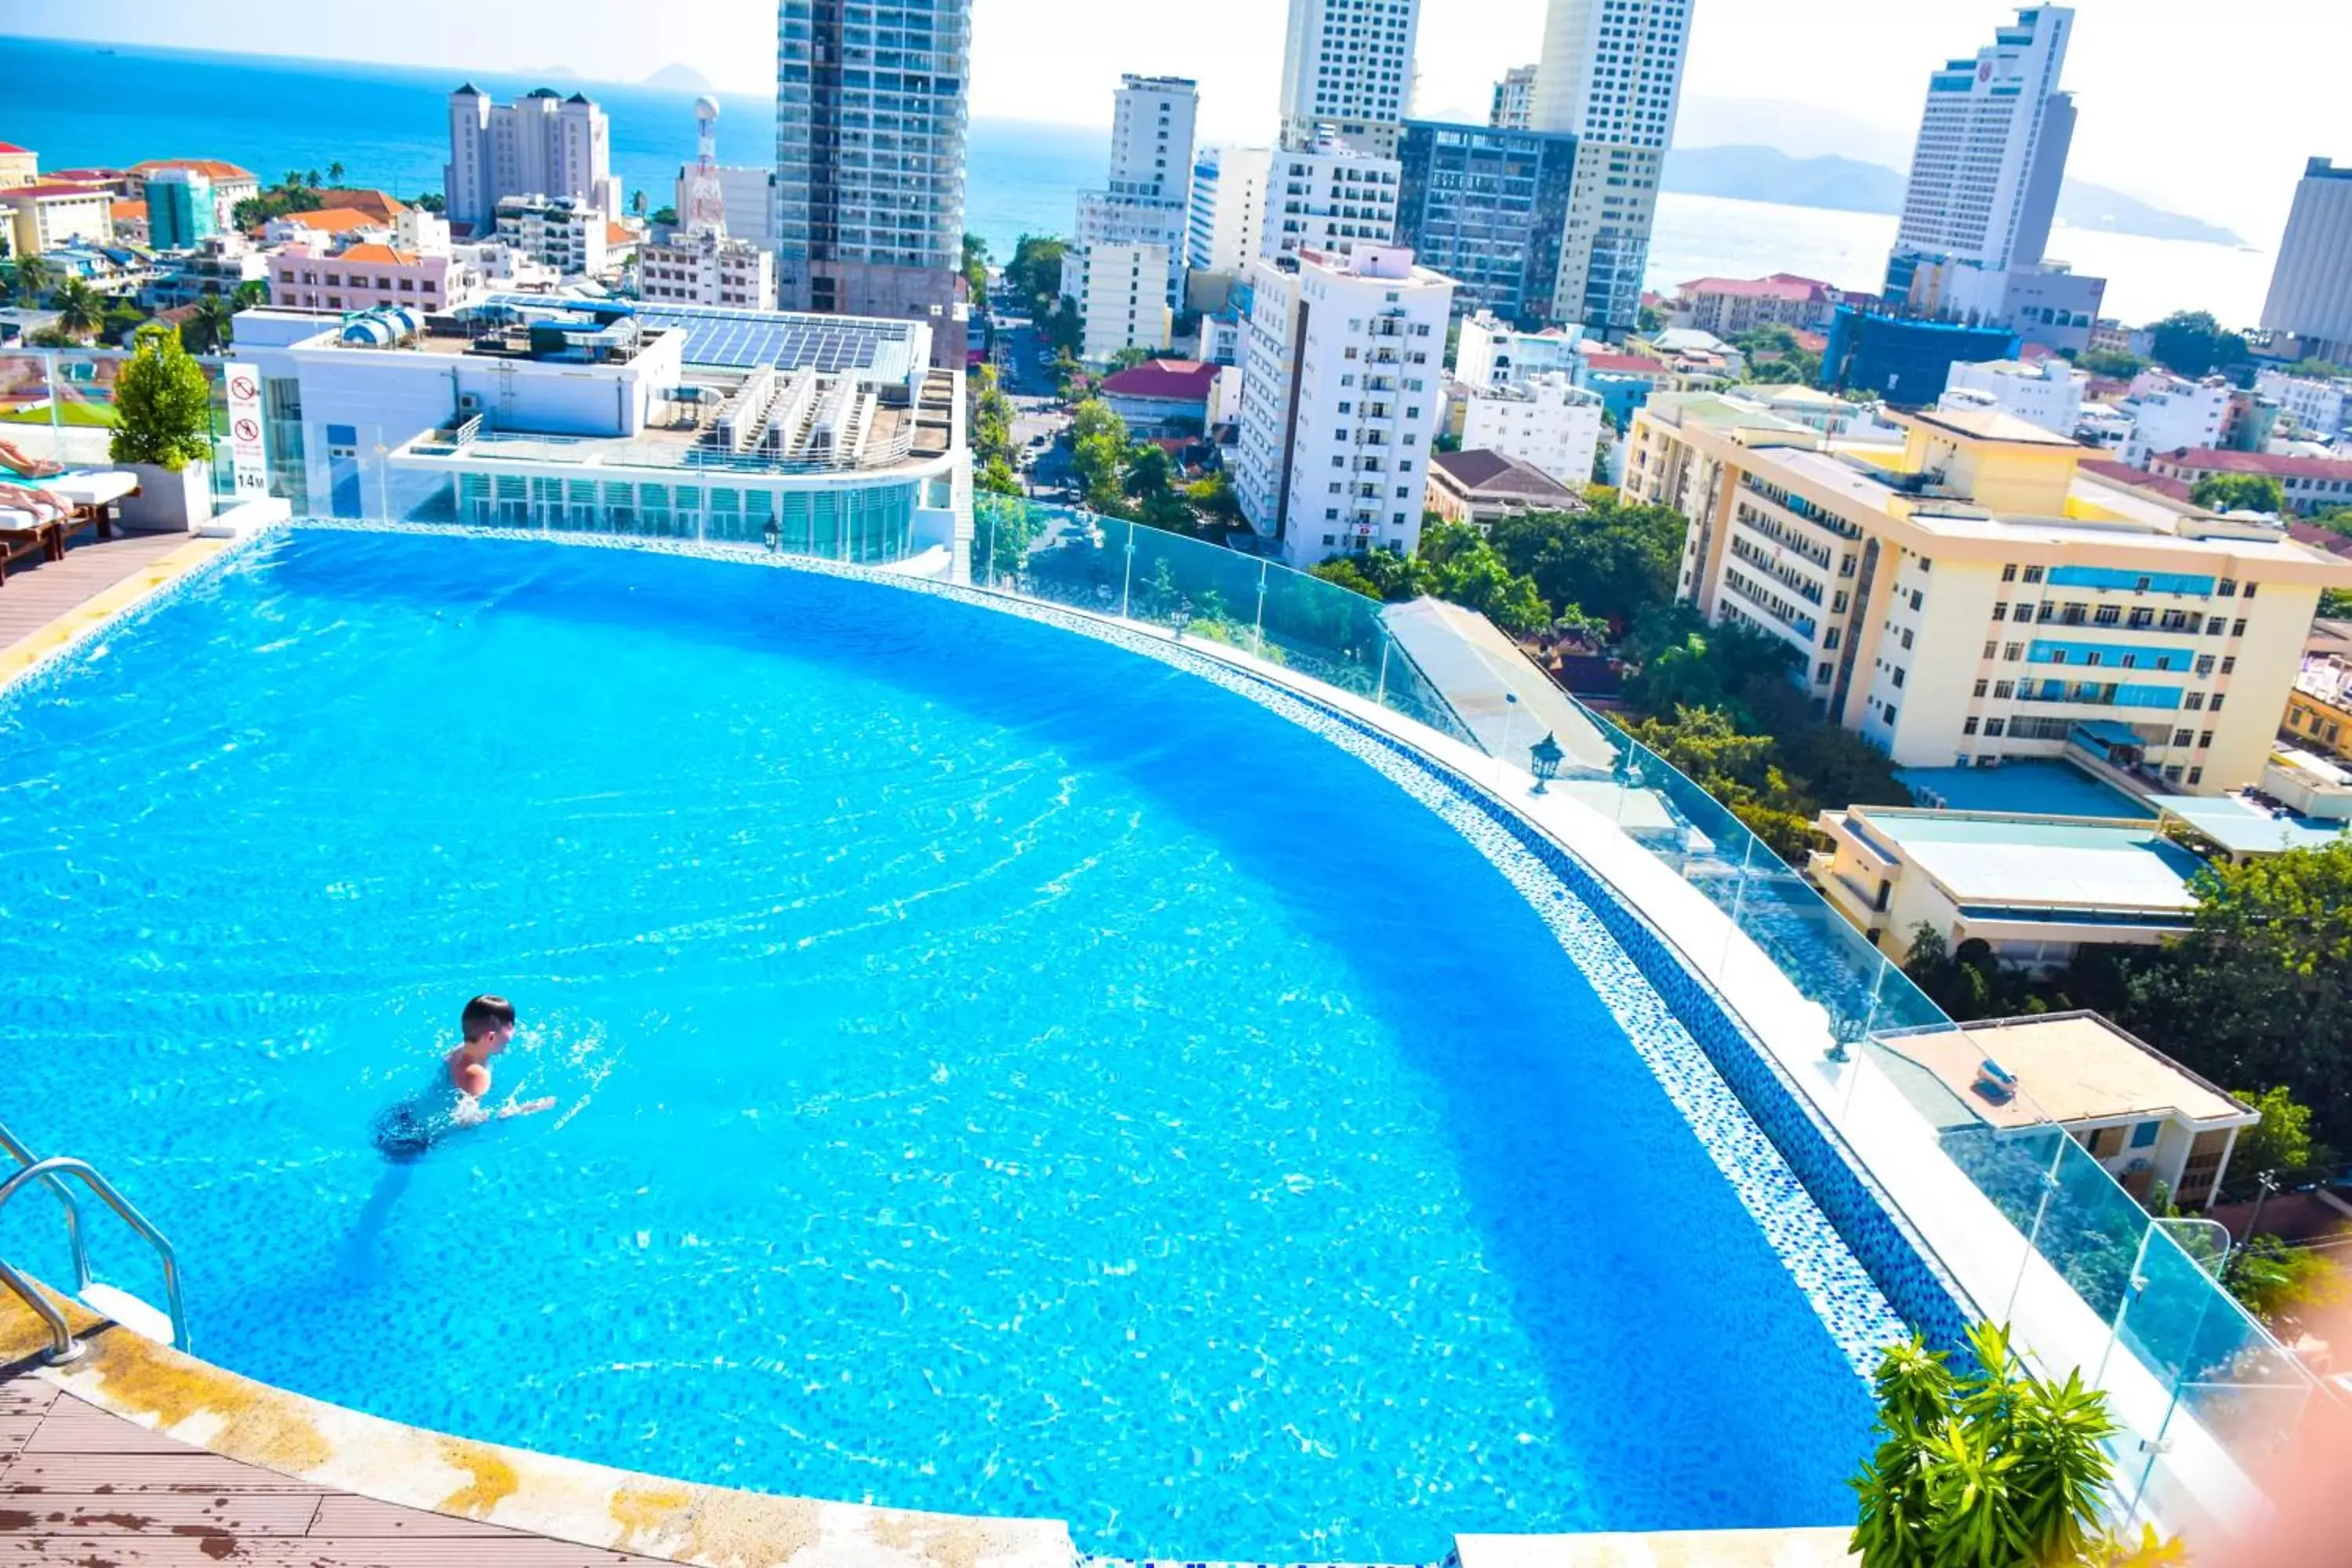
[477,295,922,382]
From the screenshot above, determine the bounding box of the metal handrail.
[0,1156,190,1363]
[0,1118,92,1293]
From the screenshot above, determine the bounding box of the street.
[984,304,1074,499]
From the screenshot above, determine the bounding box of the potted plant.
[109,323,216,532]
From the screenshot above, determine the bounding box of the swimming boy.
[373,994,555,1158]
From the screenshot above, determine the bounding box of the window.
[2049,649,2068,665]
[1994,681,2014,699]
[2183,692,2204,710]
[1325,508,1338,520]
[1824,629,1841,650]
[1817,661,1833,684]
[2244,582,2258,599]
[2095,604,2120,626]
[2195,655,2215,676]
[2002,563,2018,583]
[2199,731,2213,749]
[1332,456,1345,468]
[2188,767,2203,786]
[1973,679,1988,698]
[1963,717,1979,735]
[2023,565,2045,583]
[1984,641,1998,659]
[2210,694,2225,711]
[2231,619,2247,638]
[1892,668,1906,688]
[1992,602,2008,621]
[1900,630,1914,651]
[2218,579,2236,597]
[2207,617,2226,634]
[2173,728,2194,747]
[1986,719,2006,737]
[1910,590,1924,612]
[2005,643,2022,661]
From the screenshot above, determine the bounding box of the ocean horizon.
[0,33,2274,324]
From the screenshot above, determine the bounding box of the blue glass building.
[1395,122,1578,329]
[1820,306,2018,407]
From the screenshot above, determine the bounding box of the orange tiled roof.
[336,242,423,266]
[130,158,257,182]
[311,188,408,223]
[277,207,384,234]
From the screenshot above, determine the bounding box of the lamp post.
[763,517,781,555]
[1529,731,1563,794]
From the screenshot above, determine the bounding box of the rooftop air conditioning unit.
[457,392,483,415]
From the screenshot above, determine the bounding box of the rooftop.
[1877,1013,2253,1131]
[1897,759,2156,819]
[1431,448,1581,502]
[1679,274,1834,302]
[1098,358,1220,401]
[0,182,113,201]
[275,206,390,234]
[2152,447,2352,481]
[128,158,256,181]
[1904,402,2086,448]
[1846,806,2202,915]
[477,294,924,379]
[1583,350,1668,376]
[2079,457,2195,502]
[335,242,424,266]
[2153,792,2350,856]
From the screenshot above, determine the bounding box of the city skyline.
[6,0,2348,244]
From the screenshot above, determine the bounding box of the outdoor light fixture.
[1529,731,1564,793]
[763,517,781,554]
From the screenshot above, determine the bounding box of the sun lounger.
[0,508,64,584]
[37,471,137,545]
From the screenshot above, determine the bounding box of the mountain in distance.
[1660,144,2244,246]
[641,62,717,93]
[1675,95,1916,168]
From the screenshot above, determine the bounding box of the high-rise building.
[2260,158,2352,366]
[145,168,217,250]
[1527,0,1693,335]
[1396,121,1578,328]
[1187,144,1273,276]
[775,0,971,366]
[1235,244,1454,568]
[1065,75,1198,361]
[1261,135,1401,262]
[443,85,622,232]
[1490,65,1537,130]
[1886,7,2075,297]
[1276,0,1423,158]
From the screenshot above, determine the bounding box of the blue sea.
[0,34,1105,262]
[0,33,2274,324]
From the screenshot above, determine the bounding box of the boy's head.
[461,994,517,1050]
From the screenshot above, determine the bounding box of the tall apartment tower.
[1886,6,2076,297]
[2260,158,2352,366]
[1188,144,1274,276]
[1527,0,1693,335]
[1490,65,1537,130]
[1235,244,1454,568]
[1276,0,1424,157]
[445,85,623,232]
[1066,75,1200,361]
[775,0,971,366]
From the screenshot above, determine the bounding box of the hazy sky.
[9,0,2347,238]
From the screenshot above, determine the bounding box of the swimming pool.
[0,528,1890,1560]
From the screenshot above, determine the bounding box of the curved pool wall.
[0,517,2262,1550]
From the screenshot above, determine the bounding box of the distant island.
[1661,144,2244,247]
[641,62,716,93]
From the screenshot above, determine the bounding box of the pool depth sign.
[226,366,269,497]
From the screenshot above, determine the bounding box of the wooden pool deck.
[1,1350,675,1566]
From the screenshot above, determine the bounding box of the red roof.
[129,158,256,181]
[0,142,30,155]
[2288,522,2352,558]
[1099,358,1219,402]
[0,182,113,200]
[2149,448,2352,481]
[2079,458,2194,502]
[1582,351,1668,376]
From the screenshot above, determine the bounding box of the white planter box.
[115,461,216,534]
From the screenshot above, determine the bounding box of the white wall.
[1459,372,1603,487]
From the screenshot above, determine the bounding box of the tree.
[1486,495,1686,633]
[412,191,447,216]
[2230,1085,2332,1179]
[281,169,303,193]
[1066,397,1134,514]
[49,278,104,341]
[1107,345,1153,371]
[650,205,678,226]
[2121,840,2352,1148]
[2285,355,2347,379]
[10,253,53,305]
[325,161,346,185]
[976,455,1023,495]
[2227,1234,2349,1325]
[182,292,238,354]
[960,232,989,303]
[98,302,147,347]
[2074,348,2144,380]
[304,168,321,188]
[631,190,648,218]
[1849,1323,2136,1568]
[2147,310,2247,379]
[1311,557,1385,601]
[110,324,216,471]
[1004,234,1068,316]
[2190,472,2285,515]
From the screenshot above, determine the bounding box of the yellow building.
[0,140,37,190]
[0,182,114,256]
[2282,659,2350,763]
[1623,391,2352,793]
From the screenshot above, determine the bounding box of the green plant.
[109,324,216,471]
[2232,1085,2332,1178]
[2190,472,2285,515]
[183,293,239,354]
[49,277,104,340]
[2227,1233,2349,1324]
[1850,1323,2128,1568]
[10,253,53,305]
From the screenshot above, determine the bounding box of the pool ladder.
[0,1117,190,1363]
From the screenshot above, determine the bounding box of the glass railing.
[2,345,246,503]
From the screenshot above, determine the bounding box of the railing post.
[1375,635,1392,707]
[1120,525,1135,620]
[1253,560,1268,658]
[1719,833,1757,982]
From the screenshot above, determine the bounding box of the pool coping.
[0,519,1939,1561]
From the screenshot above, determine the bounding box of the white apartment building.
[1065,75,1198,360]
[2118,370,2230,467]
[1455,372,1603,488]
[1069,241,1174,363]
[1186,144,1272,277]
[1236,245,1454,569]
[492,195,612,280]
[445,85,622,232]
[2259,158,2352,366]
[1526,0,1692,333]
[2254,368,2352,441]
[1276,0,1422,158]
[1886,7,2075,294]
[1261,135,1400,260]
[1941,358,2088,436]
[1490,65,1537,130]
[1624,391,2352,791]
[1451,309,1582,390]
[639,228,777,310]
[673,167,780,252]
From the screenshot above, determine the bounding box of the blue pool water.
[0,530,1877,1559]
